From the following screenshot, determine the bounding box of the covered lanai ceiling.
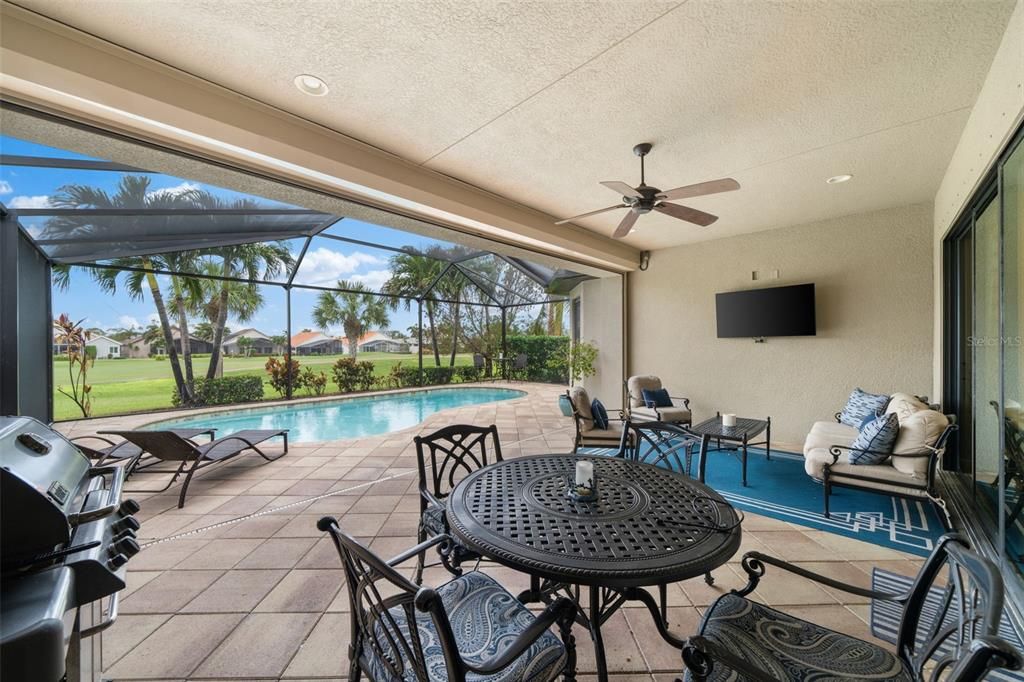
[9,0,1017,250]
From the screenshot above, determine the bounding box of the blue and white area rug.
[871,569,1023,680]
[585,446,945,557]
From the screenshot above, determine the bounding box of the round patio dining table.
[447,453,741,682]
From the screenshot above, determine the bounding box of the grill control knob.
[113,537,140,558]
[119,498,141,515]
[114,516,141,533]
[108,553,129,570]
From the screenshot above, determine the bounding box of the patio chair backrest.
[318,517,462,682]
[414,424,502,501]
[620,420,705,474]
[896,534,1021,680]
[567,386,594,430]
[107,430,202,462]
[626,375,663,408]
[513,353,528,370]
[991,401,1024,461]
[473,353,485,370]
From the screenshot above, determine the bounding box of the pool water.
[148,387,526,443]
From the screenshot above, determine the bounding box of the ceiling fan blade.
[554,204,626,225]
[654,202,718,227]
[600,181,642,199]
[657,178,740,201]
[612,210,640,239]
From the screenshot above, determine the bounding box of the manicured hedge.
[172,375,264,407]
[506,335,570,383]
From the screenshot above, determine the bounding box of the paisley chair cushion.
[684,593,911,681]
[361,571,566,682]
[420,502,481,566]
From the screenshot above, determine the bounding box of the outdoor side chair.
[511,352,528,381]
[679,533,1022,681]
[318,517,577,682]
[71,427,217,475]
[105,428,288,508]
[566,386,633,454]
[413,423,502,582]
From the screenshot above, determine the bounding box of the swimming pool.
[147,387,526,443]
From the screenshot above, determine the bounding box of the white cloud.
[0,180,12,195]
[9,195,50,209]
[350,269,393,291]
[118,315,143,330]
[291,247,386,286]
[146,181,199,199]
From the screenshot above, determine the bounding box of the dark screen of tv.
[716,283,816,338]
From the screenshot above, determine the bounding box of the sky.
[0,134,508,338]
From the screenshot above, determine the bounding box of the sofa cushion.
[641,388,672,408]
[885,392,928,422]
[839,388,890,427]
[627,375,663,408]
[803,421,858,457]
[569,386,594,431]
[849,413,899,465]
[891,410,949,476]
[631,405,692,424]
[805,447,928,497]
[591,398,609,430]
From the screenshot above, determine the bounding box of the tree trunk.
[426,301,441,366]
[448,300,460,367]
[345,320,360,360]
[144,263,190,405]
[172,278,195,392]
[206,257,233,380]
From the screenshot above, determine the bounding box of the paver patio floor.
[57,382,923,681]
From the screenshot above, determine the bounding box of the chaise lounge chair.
[71,428,217,474]
[104,429,289,508]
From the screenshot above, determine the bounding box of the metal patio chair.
[318,517,577,682]
[679,533,1022,681]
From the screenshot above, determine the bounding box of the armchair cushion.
[803,421,858,457]
[805,448,927,496]
[641,388,673,408]
[631,405,692,424]
[684,593,910,681]
[891,410,948,476]
[627,375,663,408]
[838,388,890,427]
[363,571,566,682]
[421,502,447,536]
[591,398,610,430]
[884,392,928,422]
[569,386,595,432]
[849,413,899,465]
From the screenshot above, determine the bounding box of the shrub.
[332,357,375,392]
[265,356,301,396]
[386,362,420,389]
[153,355,168,361]
[299,367,328,396]
[507,335,571,383]
[172,375,264,407]
[454,365,480,383]
[422,366,454,386]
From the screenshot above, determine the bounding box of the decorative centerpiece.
[721,413,737,427]
[567,460,598,502]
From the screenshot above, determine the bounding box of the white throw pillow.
[885,392,928,422]
[891,410,949,476]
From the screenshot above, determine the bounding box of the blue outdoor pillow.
[848,412,900,465]
[641,388,672,409]
[839,388,890,427]
[591,398,610,430]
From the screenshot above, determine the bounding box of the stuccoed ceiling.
[12,0,1016,251]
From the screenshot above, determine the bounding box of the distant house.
[120,328,212,357]
[54,334,122,358]
[222,328,275,356]
[341,330,414,354]
[122,335,154,359]
[291,330,343,355]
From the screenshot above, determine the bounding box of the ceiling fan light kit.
[556,142,741,239]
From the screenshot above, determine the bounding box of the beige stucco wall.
[932,0,1024,400]
[575,276,625,408]
[627,203,934,446]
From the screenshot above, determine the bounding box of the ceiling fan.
[556,143,740,239]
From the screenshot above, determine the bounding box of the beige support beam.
[0,3,639,273]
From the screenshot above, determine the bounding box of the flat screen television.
[715,283,816,338]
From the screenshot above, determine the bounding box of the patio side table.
[447,454,741,682]
[689,413,771,487]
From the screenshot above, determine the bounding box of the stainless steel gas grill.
[0,416,142,682]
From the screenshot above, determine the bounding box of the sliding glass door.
[1002,139,1023,568]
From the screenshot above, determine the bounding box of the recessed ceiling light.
[826,174,853,184]
[294,74,329,97]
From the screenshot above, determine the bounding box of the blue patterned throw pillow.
[591,398,610,429]
[839,388,890,427]
[641,388,672,408]
[848,412,899,465]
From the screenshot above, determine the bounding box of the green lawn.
[53,353,473,421]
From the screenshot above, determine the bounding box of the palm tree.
[188,191,294,380]
[436,266,469,367]
[312,280,390,360]
[46,176,197,404]
[382,252,444,366]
